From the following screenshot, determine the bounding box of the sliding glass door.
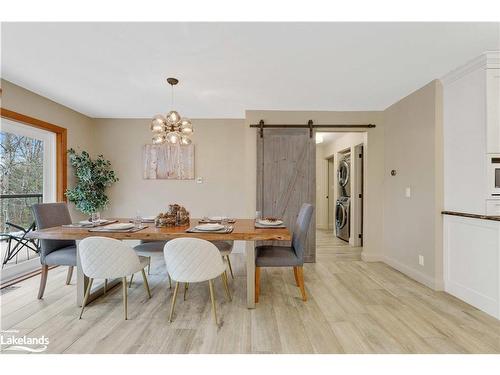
[0,118,56,280]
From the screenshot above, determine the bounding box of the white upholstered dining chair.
[163,238,231,325]
[78,236,152,320]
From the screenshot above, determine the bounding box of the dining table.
[27,218,291,309]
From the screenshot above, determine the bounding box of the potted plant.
[65,149,118,221]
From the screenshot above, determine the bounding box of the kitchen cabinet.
[443,52,499,214]
[487,68,500,153]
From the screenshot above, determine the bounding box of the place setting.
[62,218,118,228]
[199,216,236,224]
[254,212,287,229]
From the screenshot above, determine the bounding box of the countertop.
[442,211,500,222]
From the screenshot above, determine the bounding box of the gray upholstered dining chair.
[132,240,171,288]
[254,203,314,302]
[32,203,77,299]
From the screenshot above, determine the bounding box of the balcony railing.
[0,193,43,233]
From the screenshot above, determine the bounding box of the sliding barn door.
[257,128,316,262]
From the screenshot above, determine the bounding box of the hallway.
[316,229,362,261]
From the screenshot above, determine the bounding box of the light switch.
[418,255,424,266]
[196,177,203,184]
[405,187,411,198]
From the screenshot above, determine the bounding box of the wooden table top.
[27,219,291,242]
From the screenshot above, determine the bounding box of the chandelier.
[150,77,193,145]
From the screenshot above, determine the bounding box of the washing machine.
[337,154,351,197]
[335,196,350,242]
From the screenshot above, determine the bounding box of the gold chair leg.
[208,279,218,325]
[129,273,134,288]
[104,278,108,294]
[226,255,234,279]
[183,282,189,301]
[66,266,74,285]
[122,277,128,320]
[169,282,180,323]
[168,274,172,289]
[148,256,151,275]
[222,271,232,302]
[79,278,93,319]
[141,269,152,298]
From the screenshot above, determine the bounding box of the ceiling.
[1,22,499,118]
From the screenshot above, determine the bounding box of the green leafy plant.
[65,149,119,215]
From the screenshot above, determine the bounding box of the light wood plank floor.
[1,229,500,354]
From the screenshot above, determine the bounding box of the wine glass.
[255,211,262,222]
[91,212,101,225]
[133,211,142,228]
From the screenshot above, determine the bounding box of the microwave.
[489,155,500,196]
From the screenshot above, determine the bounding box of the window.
[1,114,60,281]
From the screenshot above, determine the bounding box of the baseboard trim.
[361,252,383,262]
[361,252,442,291]
[434,278,445,291]
[383,255,436,290]
[446,280,499,319]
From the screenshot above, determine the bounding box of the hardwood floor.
[2,229,500,354]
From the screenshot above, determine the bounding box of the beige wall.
[245,110,385,258]
[92,118,252,252]
[382,79,444,289]
[1,79,95,220]
[91,118,250,219]
[1,78,444,289]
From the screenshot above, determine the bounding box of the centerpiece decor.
[65,149,119,218]
[155,204,190,227]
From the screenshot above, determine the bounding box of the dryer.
[335,196,350,242]
[337,154,351,197]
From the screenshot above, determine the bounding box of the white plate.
[79,219,108,225]
[104,223,135,230]
[195,223,224,231]
[257,219,284,226]
[208,216,227,221]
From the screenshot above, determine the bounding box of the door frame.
[257,127,316,262]
[1,108,68,202]
[327,156,335,230]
